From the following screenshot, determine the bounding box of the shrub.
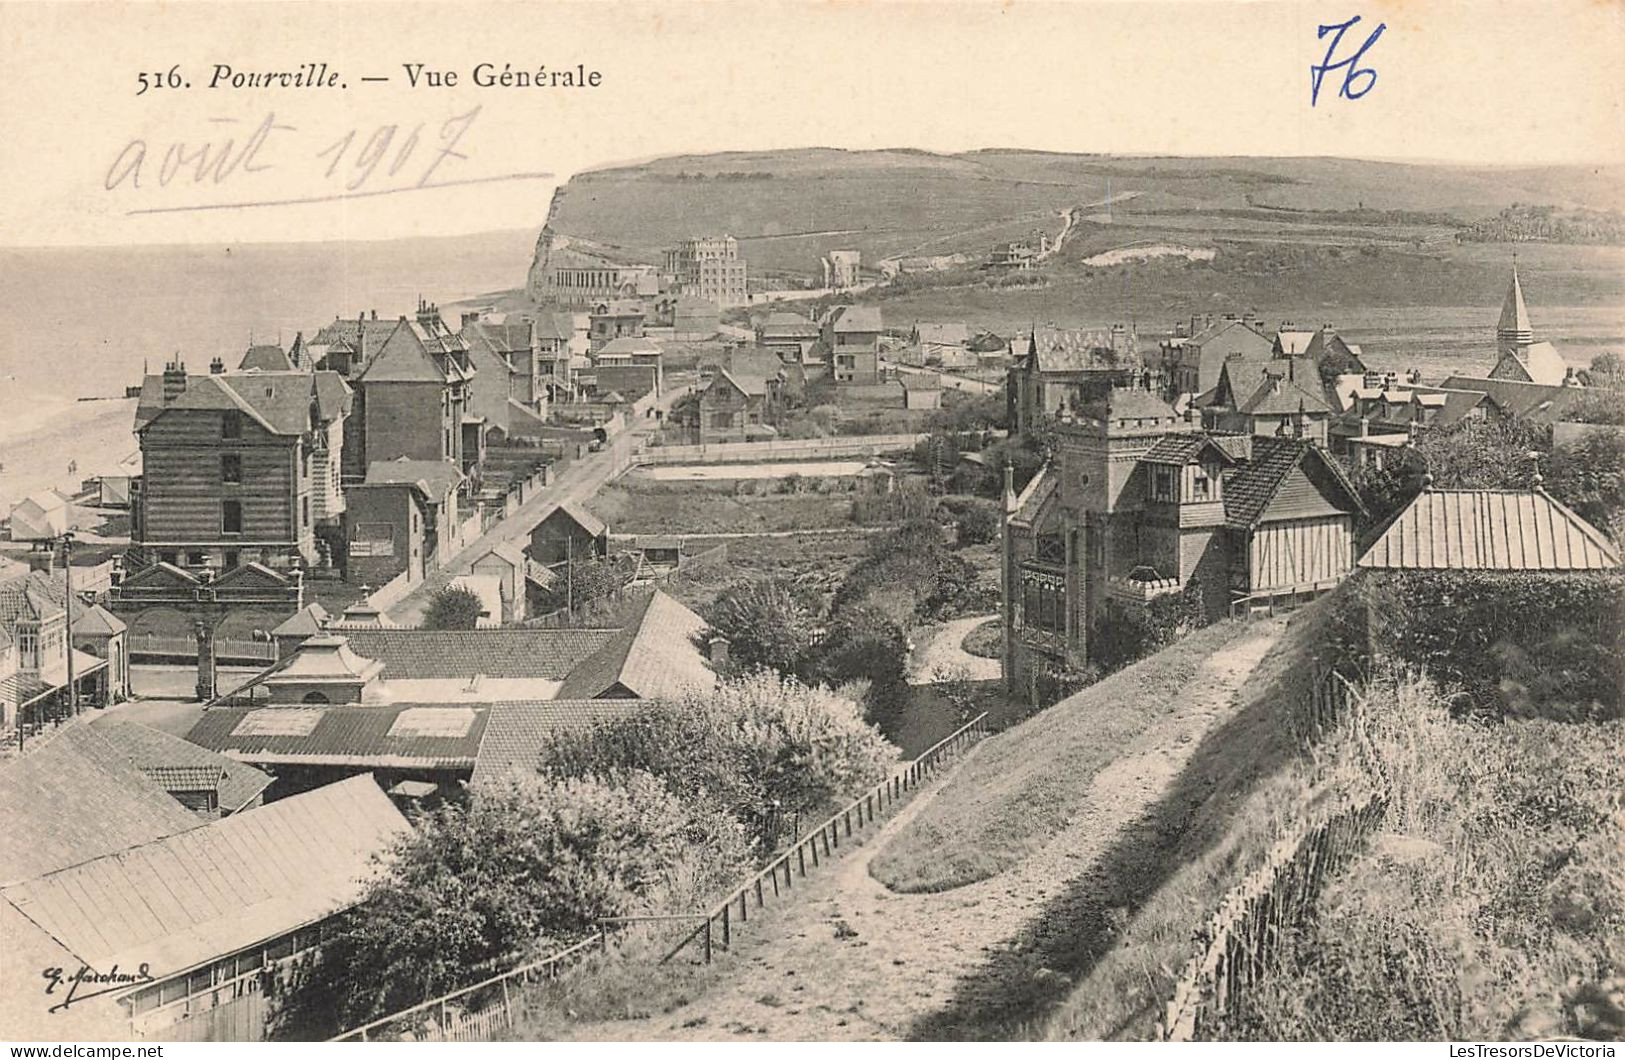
[807,603,911,706]
[423,585,485,630]
[1087,585,1208,675]
[955,504,1001,547]
[704,579,818,677]
[266,773,747,1038]
[537,673,897,849]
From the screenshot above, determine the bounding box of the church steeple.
[1496,260,1535,353]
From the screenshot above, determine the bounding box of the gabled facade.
[1001,386,1364,691]
[1008,325,1143,437]
[130,362,350,573]
[821,305,884,385]
[698,368,780,443]
[1160,314,1274,400]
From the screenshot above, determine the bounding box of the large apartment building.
[664,235,749,308]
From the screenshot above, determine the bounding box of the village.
[1,189,1622,1045]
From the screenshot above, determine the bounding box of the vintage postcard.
[1,0,1621,1048]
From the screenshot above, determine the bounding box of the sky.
[2,0,1621,248]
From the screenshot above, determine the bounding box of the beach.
[0,395,139,512]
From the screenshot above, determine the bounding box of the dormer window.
[1151,466,1177,503]
[1192,472,1211,500]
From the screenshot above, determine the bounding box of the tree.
[807,603,911,708]
[705,579,818,676]
[538,553,630,614]
[423,585,485,630]
[266,774,748,1038]
[955,504,1001,547]
[537,673,897,849]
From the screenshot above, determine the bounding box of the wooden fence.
[129,633,276,663]
[662,711,989,965]
[328,711,990,1043]
[1160,671,1387,1041]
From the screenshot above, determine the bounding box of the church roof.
[1488,341,1569,387]
[1497,265,1535,348]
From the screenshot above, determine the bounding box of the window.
[187,551,206,567]
[1151,466,1177,503]
[222,500,243,535]
[1021,573,1066,634]
[221,410,242,439]
[1036,532,1066,565]
[301,496,310,527]
[301,691,330,704]
[221,453,242,484]
[159,550,179,566]
[224,550,239,569]
[1192,472,1211,500]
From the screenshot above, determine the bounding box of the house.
[1160,314,1275,400]
[343,458,464,587]
[822,249,861,291]
[470,540,530,623]
[910,322,973,369]
[1486,265,1573,386]
[130,359,351,574]
[671,296,720,341]
[72,603,130,702]
[821,305,884,385]
[8,490,71,542]
[528,501,609,565]
[757,311,821,363]
[1001,385,1364,691]
[666,236,749,308]
[0,774,409,1041]
[449,574,503,628]
[94,451,143,509]
[698,367,781,442]
[588,300,647,351]
[1008,325,1143,437]
[459,315,545,442]
[311,302,473,482]
[1206,357,1333,443]
[987,239,1046,271]
[901,373,945,410]
[1271,323,1366,378]
[0,568,115,729]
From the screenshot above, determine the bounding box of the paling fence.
[1160,670,1388,1041]
[329,712,990,1043]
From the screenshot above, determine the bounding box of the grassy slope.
[550,149,1625,277]
[591,477,858,535]
[869,618,1259,894]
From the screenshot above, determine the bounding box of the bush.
[807,603,911,706]
[704,579,818,676]
[537,673,898,850]
[266,773,747,1038]
[955,504,1001,547]
[423,585,485,630]
[1087,586,1208,675]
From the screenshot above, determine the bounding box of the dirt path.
[568,621,1284,1041]
[906,614,1001,685]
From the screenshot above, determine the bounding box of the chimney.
[162,359,188,403]
[1359,415,1370,438]
[209,356,225,374]
[371,309,378,321]
[1002,464,1018,514]
[707,635,731,666]
[462,311,481,330]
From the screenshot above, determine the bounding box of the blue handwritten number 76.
[1311,15,1386,106]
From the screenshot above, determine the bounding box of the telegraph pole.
[61,531,77,718]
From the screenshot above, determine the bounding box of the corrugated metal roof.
[1358,489,1621,571]
[0,729,202,886]
[0,775,409,976]
[186,704,491,768]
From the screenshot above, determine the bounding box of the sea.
[0,230,538,507]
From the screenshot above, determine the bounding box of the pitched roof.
[1029,327,1140,373]
[0,775,408,977]
[238,344,295,372]
[354,318,451,384]
[554,590,714,700]
[0,729,201,886]
[1358,488,1620,571]
[1274,330,1316,355]
[712,367,770,397]
[71,604,127,637]
[1222,436,1364,530]
[1236,373,1333,417]
[900,372,943,391]
[272,602,330,638]
[469,699,644,788]
[337,627,616,681]
[186,705,490,768]
[598,336,661,356]
[137,371,337,436]
[363,458,464,501]
[828,305,883,333]
[541,500,608,540]
[913,322,970,345]
[1438,374,1590,422]
[0,569,66,628]
[82,717,273,813]
[1091,387,1177,423]
[1140,433,1239,466]
[1008,464,1057,529]
[1488,341,1570,387]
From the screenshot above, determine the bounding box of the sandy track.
[566,622,1284,1041]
